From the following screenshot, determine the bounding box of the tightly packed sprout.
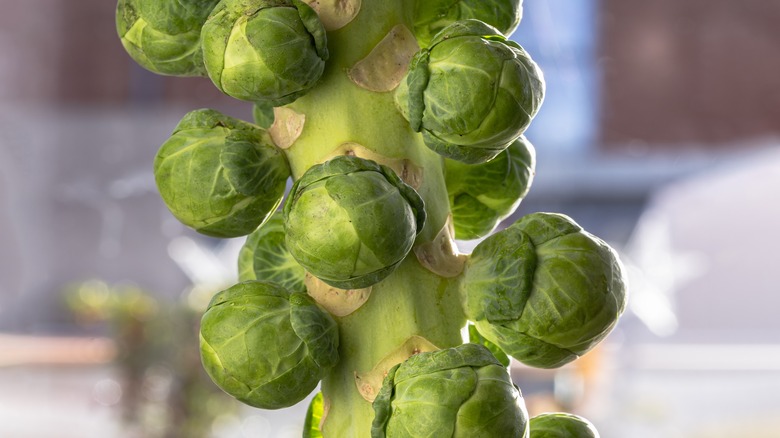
[284,156,426,289]
[462,213,627,368]
[199,281,339,409]
[372,343,529,438]
[201,0,329,105]
[153,109,289,238]
[116,0,221,76]
[118,0,627,436]
[396,20,545,164]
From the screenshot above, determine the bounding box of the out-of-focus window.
[511,0,599,155]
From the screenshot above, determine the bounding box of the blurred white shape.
[242,415,271,438]
[211,414,242,438]
[277,426,305,438]
[167,236,240,288]
[626,146,780,338]
[107,170,156,199]
[92,378,122,406]
[633,344,780,371]
[625,210,708,336]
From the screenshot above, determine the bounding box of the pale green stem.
[282,0,467,436]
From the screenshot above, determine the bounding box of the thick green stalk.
[282,1,466,435]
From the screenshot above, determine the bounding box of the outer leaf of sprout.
[411,0,524,47]
[303,392,325,438]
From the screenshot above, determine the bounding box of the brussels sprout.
[446,135,536,240]
[529,413,600,438]
[201,0,329,105]
[461,213,627,369]
[153,109,290,238]
[411,0,523,47]
[199,281,339,409]
[371,343,529,438]
[238,212,306,293]
[396,20,544,164]
[116,0,220,76]
[283,156,426,289]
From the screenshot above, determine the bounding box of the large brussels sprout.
[283,156,426,289]
[529,413,600,438]
[116,0,220,76]
[396,20,544,164]
[446,135,535,240]
[199,281,339,409]
[411,0,523,47]
[153,109,290,238]
[201,0,328,105]
[238,211,306,293]
[461,213,627,369]
[371,343,529,438]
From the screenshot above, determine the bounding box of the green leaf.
[406,51,430,132]
[303,392,325,438]
[252,102,276,129]
[411,0,524,47]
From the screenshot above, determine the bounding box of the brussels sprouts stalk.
[280,1,468,434]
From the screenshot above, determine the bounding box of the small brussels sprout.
[283,156,426,290]
[238,212,306,293]
[201,0,329,105]
[371,343,529,438]
[396,20,544,164]
[529,413,600,438]
[154,109,290,238]
[116,0,220,76]
[411,0,523,47]
[199,281,339,409]
[462,213,627,369]
[446,135,536,240]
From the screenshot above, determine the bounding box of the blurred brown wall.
[600,0,780,149]
[0,0,239,109]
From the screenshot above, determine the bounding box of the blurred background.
[1,0,779,437]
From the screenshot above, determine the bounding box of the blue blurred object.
[511,0,598,155]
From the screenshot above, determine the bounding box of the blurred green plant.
[65,280,239,438]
